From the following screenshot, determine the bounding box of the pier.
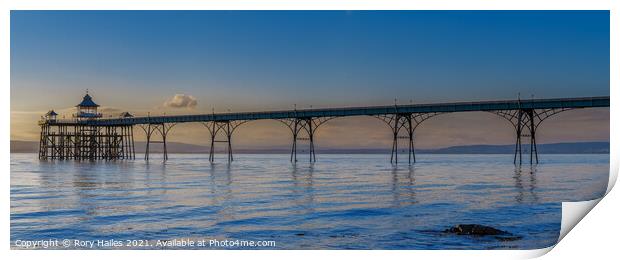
[38,93,610,164]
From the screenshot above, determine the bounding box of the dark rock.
[443,224,522,241]
[444,224,509,236]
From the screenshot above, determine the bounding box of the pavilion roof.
[120,112,134,118]
[76,94,99,107]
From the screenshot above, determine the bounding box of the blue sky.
[10,11,610,147]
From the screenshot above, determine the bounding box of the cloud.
[163,94,198,109]
[99,106,122,114]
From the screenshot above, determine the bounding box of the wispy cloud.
[163,94,198,109]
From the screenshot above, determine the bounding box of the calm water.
[11,153,609,250]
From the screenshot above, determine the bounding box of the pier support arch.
[375,112,442,164]
[140,123,176,161]
[202,120,248,162]
[490,108,573,164]
[278,117,335,163]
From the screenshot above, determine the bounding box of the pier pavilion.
[38,93,135,160]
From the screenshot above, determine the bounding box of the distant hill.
[11,140,609,154]
[11,140,40,153]
[422,142,609,154]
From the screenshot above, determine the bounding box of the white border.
[3,1,617,259]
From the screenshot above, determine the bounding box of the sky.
[10,11,610,149]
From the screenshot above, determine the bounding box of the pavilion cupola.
[75,91,102,119]
[45,110,58,121]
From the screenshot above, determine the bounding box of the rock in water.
[444,224,510,236]
[443,224,524,241]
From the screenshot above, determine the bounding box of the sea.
[10,153,609,250]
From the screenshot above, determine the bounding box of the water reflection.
[210,163,234,222]
[290,164,316,216]
[73,163,99,220]
[390,165,417,207]
[514,165,539,204]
